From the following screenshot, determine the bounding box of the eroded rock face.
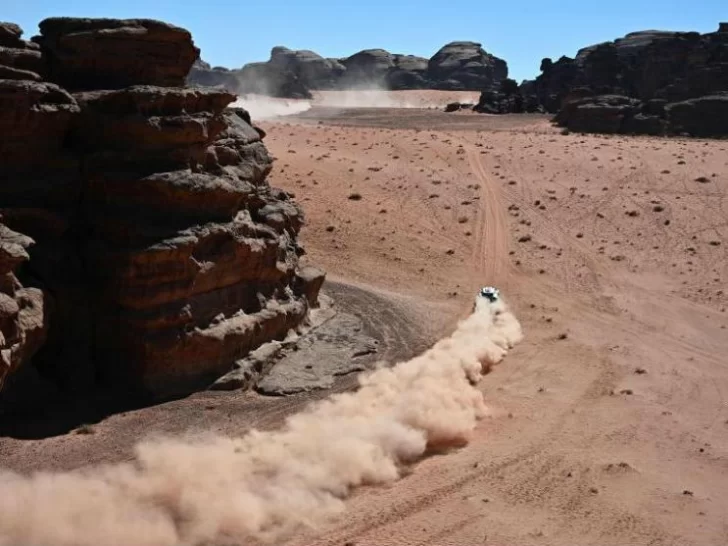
[387,54,429,89]
[666,94,728,137]
[35,17,200,91]
[339,49,395,87]
[185,59,241,91]
[269,47,345,90]
[553,94,644,133]
[0,18,323,402]
[428,41,507,90]
[0,225,48,394]
[0,22,43,81]
[238,61,313,99]
[0,77,82,398]
[73,86,309,393]
[473,78,544,114]
[532,24,728,136]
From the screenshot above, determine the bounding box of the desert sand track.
[2,92,727,546]
[267,100,728,546]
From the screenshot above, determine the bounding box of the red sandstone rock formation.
[0,19,324,404]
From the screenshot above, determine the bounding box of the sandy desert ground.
[2,90,728,546]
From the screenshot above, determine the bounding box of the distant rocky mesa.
[0,18,324,407]
[472,23,728,137]
[187,41,508,98]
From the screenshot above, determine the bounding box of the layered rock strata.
[0,19,323,402]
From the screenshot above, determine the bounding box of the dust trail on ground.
[0,294,522,546]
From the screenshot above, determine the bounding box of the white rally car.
[478,286,500,303]
[473,285,501,313]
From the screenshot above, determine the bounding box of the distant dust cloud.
[313,87,480,109]
[234,86,480,121]
[0,294,522,546]
[231,95,313,120]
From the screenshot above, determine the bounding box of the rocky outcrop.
[0,22,43,81]
[187,42,507,95]
[386,54,429,89]
[34,18,200,91]
[73,86,313,393]
[533,23,728,136]
[428,41,507,90]
[0,18,323,404]
[473,78,544,114]
[187,47,332,99]
[339,49,395,86]
[665,94,728,137]
[184,59,239,90]
[238,61,313,99]
[553,94,648,133]
[269,46,344,90]
[0,224,48,394]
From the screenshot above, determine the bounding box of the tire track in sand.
[466,147,510,283]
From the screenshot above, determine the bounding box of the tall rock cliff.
[0,18,323,405]
[529,24,728,136]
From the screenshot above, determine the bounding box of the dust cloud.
[313,88,479,109]
[231,94,313,120]
[233,85,480,121]
[0,294,522,546]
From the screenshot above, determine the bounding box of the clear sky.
[6,1,727,82]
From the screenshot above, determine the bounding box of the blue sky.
[7,1,727,82]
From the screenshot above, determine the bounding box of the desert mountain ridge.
[188,40,508,97]
[188,22,728,137]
